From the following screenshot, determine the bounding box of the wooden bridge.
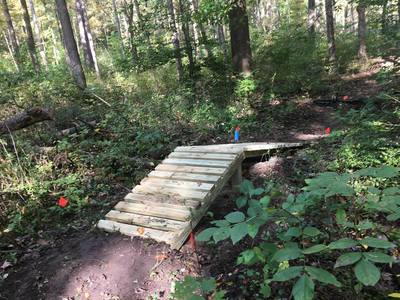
[98,142,304,249]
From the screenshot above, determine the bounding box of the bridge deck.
[97,142,304,249]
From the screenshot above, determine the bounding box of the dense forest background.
[0,0,399,299]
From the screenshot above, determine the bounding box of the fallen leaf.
[137,227,145,235]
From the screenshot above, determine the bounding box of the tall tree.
[229,0,252,74]
[1,0,20,67]
[357,1,367,59]
[381,0,388,34]
[308,0,316,39]
[112,0,125,56]
[28,0,48,69]
[324,0,337,70]
[122,0,138,63]
[178,0,195,78]
[166,0,183,80]
[191,0,211,58]
[55,0,86,89]
[75,0,99,76]
[20,0,40,72]
[217,24,227,66]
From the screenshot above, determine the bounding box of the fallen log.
[0,107,53,135]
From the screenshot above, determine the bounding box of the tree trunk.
[178,0,195,78]
[1,0,20,66]
[20,0,40,73]
[308,0,316,39]
[191,0,211,58]
[112,0,125,57]
[123,0,138,63]
[28,0,48,70]
[50,28,60,64]
[229,0,252,74]
[75,0,99,77]
[381,0,388,34]
[133,0,151,50]
[82,1,100,76]
[3,31,19,71]
[166,0,183,80]
[0,107,53,135]
[55,0,86,89]
[357,2,367,59]
[217,24,228,66]
[324,0,337,70]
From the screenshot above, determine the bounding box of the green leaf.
[328,238,358,249]
[285,227,302,238]
[247,223,259,238]
[240,180,254,195]
[235,196,247,209]
[260,283,271,297]
[230,222,248,244]
[302,244,327,254]
[272,266,303,281]
[213,227,230,243]
[305,266,342,287]
[196,228,216,242]
[250,187,264,196]
[272,247,303,262]
[336,209,347,225]
[225,211,245,224]
[211,220,230,227]
[334,252,362,268]
[388,293,400,298]
[303,227,321,237]
[360,237,395,249]
[200,278,216,293]
[356,220,374,230]
[354,259,381,286]
[363,252,394,263]
[259,195,271,206]
[387,212,400,221]
[292,275,315,300]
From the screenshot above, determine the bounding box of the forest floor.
[0,62,389,300]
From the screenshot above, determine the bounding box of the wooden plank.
[169,155,244,249]
[156,164,226,175]
[141,178,214,192]
[124,192,200,209]
[163,158,231,168]
[133,185,208,200]
[105,210,186,231]
[175,145,240,154]
[148,170,220,183]
[98,219,174,244]
[169,152,237,161]
[115,201,193,221]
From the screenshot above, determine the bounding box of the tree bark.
[191,0,212,58]
[20,0,40,73]
[229,0,252,75]
[55,0,86,89]
[75,0,99,77]
[3,31,19,71]
[178,0,195,78]
[112,0,125,56]
[123,0,138,63]
[0,107,53,135]
[28,0,48,70]
[308,0,316,39]
[166,0,183,80]
[357,2,367,59]
[381,0,388,34]
[217,24,228,66]
[324,0,337,70]
[1,0,20,66]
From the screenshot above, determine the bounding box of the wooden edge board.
[162,158,231,168]
[124,192,200,209]
[115,201,193,221]
[148,170,220,183]
[105,210,187,231]
[169,153,244,249]
[168,152,237,161]
[97,219,174,244]
[133,185,208,201]
[155,164,226,175]
[140,177,214,192]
